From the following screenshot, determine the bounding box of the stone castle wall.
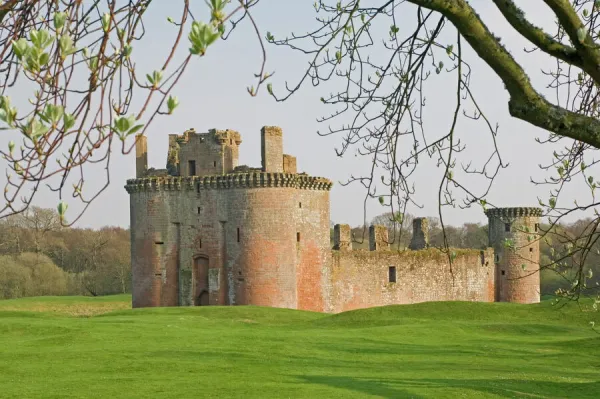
[126,173,332,309]
[485,207,542,304]
[324,223,495,312]
[127,125,542,312]
[323,248,495,312]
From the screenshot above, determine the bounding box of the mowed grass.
[0,296,599,398]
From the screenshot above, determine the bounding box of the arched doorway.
[193,256,209,306]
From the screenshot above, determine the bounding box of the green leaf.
[88,56,98,71]
[167,96,179,114]
[101,13,111,32]
[63,113,75,130]
[267,83,273,95]
[577,27,587,43]
[39,52,49,67]
[127,124,144,136]
[11,38,29,59]
[188,21,221,56]
[53,12,67,31]
[394,212,403,224]
[57,201,68,218]
[59,35,77,59]
[147,70,163,87]
[114,116,131,134]
[123,44,132,58]
[24,118,49,139]
[44,104,64,125]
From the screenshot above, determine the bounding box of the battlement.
[125,172,333,193]
[484,207,543,218]
[171,128,242,146]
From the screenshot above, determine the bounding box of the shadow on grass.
[299,375,600,398]
[298,375,426,398]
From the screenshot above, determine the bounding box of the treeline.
[0,206,130,299]
[332,212,600,297]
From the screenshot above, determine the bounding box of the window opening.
[389,266,397,283]
[237,228,240,243]
[297,232,301,242]
[504,223,510,232]
[188,160,196,176]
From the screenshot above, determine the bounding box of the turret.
[485,207,542,304]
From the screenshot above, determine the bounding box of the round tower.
[484,207,542,304]
[126,178,180,308]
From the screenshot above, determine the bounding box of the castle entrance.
[193,256,210,306]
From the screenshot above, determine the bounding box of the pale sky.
[1,1,591,229]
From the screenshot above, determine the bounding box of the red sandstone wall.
[225,187,298,308]
[488,214,541,304]
[323,248,495,313]
[130,190,181,308]
[295,190,330,312]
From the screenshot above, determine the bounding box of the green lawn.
[0,296,599,398]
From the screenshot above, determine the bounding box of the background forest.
[0,207,594,299]
[0,206,129,299]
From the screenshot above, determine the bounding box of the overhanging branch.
[492,0,584,71]
[542,0,600,85]
[408,0,600,149]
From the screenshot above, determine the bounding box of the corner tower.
[485,207,542,304]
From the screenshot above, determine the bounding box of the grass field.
[0,296,599,398]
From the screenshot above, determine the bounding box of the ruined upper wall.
[261,126,283,173]
[165,128,242,177]
[135,134,148,178]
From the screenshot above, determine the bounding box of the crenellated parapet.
[125,172,333,193]
[484,207,543,219]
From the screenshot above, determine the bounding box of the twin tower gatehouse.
[125,126,542,312]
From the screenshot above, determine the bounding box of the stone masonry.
[409,217,429,250]
[125,126,542,311]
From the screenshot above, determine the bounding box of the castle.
[125,126,542,311]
